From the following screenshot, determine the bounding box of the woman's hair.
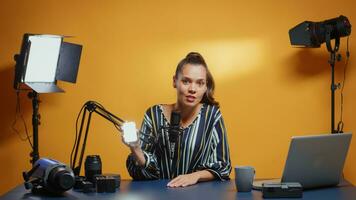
[175,52,219,107]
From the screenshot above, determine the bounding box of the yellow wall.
[0,0,355,194]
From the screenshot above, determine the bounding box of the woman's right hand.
[121,134,146,166]
[121,134,140,148]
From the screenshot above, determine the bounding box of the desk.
[1,180,355,200]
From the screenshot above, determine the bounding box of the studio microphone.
[168,111,182,158]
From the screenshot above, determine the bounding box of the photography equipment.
[22,158,75,194]
[70,101,137,192]
[94,174,120,193]
[14,34,82,92]
[262,182,303,198]
[289,16,352,133]
[94,173,121,188]
[85,155,102,182]
[13,33,82,165]
[122,121,138,143]
[74,156,120,193]
[75,180,95,193]
[289,15,351,48]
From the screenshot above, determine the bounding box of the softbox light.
[14,33,82,93]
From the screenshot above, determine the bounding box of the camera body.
[23,158,75,194]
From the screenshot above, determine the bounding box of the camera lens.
[56,170,75,190]
[48,166,75,192]
[85,155,102,182]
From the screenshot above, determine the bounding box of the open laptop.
[253,133,352,189]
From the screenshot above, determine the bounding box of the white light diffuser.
[24,35,62,83]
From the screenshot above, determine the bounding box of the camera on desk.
[74,155,120,193]
[23,158,75,195]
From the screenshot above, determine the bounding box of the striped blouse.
[126,103,231,180]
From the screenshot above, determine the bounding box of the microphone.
[168,111,182,159]
[169,111,181,143]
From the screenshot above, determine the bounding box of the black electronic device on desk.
[73,155,121,193]
[262,182,303,198]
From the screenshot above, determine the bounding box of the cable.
[92,101,123,133]
[70,103,86,168]
[337,36,350,133]
[11,91,33,148]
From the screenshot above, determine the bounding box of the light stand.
[325,26,341,133]
[29,91,40,164]
[289,15,351,134]
[13,33,82,166]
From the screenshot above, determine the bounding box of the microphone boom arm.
[71,101,125,176]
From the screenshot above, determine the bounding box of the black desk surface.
[1,179,356,200]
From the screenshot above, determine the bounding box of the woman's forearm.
[130,146,146,166]
[193,170,215,182]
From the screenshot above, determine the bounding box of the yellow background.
[0,0,355,194]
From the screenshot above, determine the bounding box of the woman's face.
[174,63,207,108]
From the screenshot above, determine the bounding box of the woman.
[125,52,231,187]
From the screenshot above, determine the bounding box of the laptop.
[253,133,352,189]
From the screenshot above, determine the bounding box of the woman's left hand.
[167,173,200,187]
